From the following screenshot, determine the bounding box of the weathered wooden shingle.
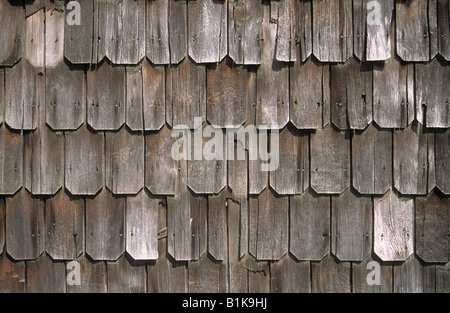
[352,255,393,293]
[272,0,297,62]
[208,191,228,261]
[45,6,65,67]
[437,0,450,60]
[249,188,288,261]
[0,1,23,66]
[311,254,351,293]
[86,189,125,261]
[436,263,450,293]
[6,188,45,260]
[0,126,22,195]
[188,0,227,64]
[0,199,4,254]
[67,254,106,293]
[435,128,450,194]
[26,254,65,293]
[393,255,427,293]
[46,190,84,260]
[188,254,227,293]
[374,189,414,261]
[107,255,146,293]
[24,8,45,68]
[0,254,25,293]
[228,141,248,196]
[270,254,311,293]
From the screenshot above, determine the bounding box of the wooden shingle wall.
[0,0,449,293]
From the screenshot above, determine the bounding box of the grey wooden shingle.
[208,191,228,261]
[142,60,165,130]
[436,263,450,293]
[270,254,311,293]
[126,189,159,261]
[0,69,3,125]
[290,57,330,129]
[352,124,392,195]
[188,0,227,64]
[87,61,125,130]
[86,189,125,261]
[228,0,263,65]
[352,254,393,293]
[0,126,22,195]
[290,189,330,261]
[24,8,45,68]
[45,6,65,67]
[437,0,450,60]
[228,141,248,197]
[26,254,66,293]
[393,255,426,293]
[6,188,45,261]
[65,125,104,196]
[67,254,106,293]
[146,0,187,65]
[46,61,84,130]
[0,1,23,66]
[0,254,25,293]
[331,189,372,261]
[330,57,373,130]
[107,255,146,293]
[46,190,84,260]
[188,254,227,293]
[0,199,4,255]
[249,188,289,261]
[273,0,297,62]
[435,128,449,194]
[374,189,414,261]
[416,190,449,263]
[312,0,353,62]
[311,254,351,293]
[246,255,270,293]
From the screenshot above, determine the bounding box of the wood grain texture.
[249,188,288,261]
[270,125,309,195]
[107,255,146,293]
[45,6,65,67]
[311,254,351,293]
[437,0,450,60]
[0,1,23,66]
[65,126,103,196]
[246,255,270,293]
[0,126,22,195]
[352,254,393,293]
[312,0,353,62]
[256,3,289,129]
[166,58,206,129]
[0,254,25,293]
[67,254,106,293]
[126,189,159,260]
[228,0,263,65]
[46,61,84,130]
[273,0,297,62]
[228,140,248,197]
[125,65,143,131]
[0,199,3,255]
[105,127,144,195]
[396,0,432,61]
[310,125,350,194]
[87,61,125,130]
[330,57,372,130]
[290,57,330,129]
[290,189,330,261]
[415,57,450,128]
[24,8,45,68]
[374,189,414,261]
[0,69,3,125]
[6,188,45,260]
[208,190,228,261]
[141,60,165,130]
[436,263,450,293]
[46,190,84,260]
[86,189,125,261]
[26,254,65,293]
[435,128,450,194]
[373,57,414,128]
[393,255,425,293]
[416,190,449,263]
[5,59,40,130]
[188,254,227,293]
[331,189,372,261]
[352,124,392,195]
[188,0,227,64]
[104,0,145,64]
[270,254,311,293]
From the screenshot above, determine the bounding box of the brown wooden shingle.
[106,255,146,293]
[0,1,23,66]
[26,254,65,293]
[0,126,22,195]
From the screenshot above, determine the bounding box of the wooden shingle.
[435,128,449,194]
[0,254,25,293]
[270,254,311,293]
[0,126,22,195]
[208,191,228,261]
[272,0,297,62]
[437,0,450,60]
[141,60,165,131]
[393,255,427,293]
[67,254,106,293]
[45,6,65,67]
[0,1,23,66]
[26,254,65,293]
[436,263,450,293]
[188,254,227,293]
[0,69,3,125]
[24,8,45,68]
[228,141,248,197]
[311,254,351,293]
[106,255,146,293]
[352,255,393,293]
[0,199,4,255]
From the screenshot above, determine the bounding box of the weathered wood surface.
[330,57,372,130]
[270,125,309,195]
[104,0,145,64]
[0,1,23,66]
[312,0,352,62]
[415,58,449,128]
[416,190,449,263]
[5,59,40,130]
[247,256,270,293]
[310,125,350,194]
[126,189,159,260]
[436,263,450,293]
[67,254,106,293]
[166,58,206,129]
[0,126,22,195]
[373,57,414,128]
[228,0,263,65]
[25,0,46,17]
[207,58,247,127]
[105,127,144,195]
[352,255,393,293]
[270,254,311,293]
[272,0,297,62]
[24,8,45,68]
[352,124,392,195]
[311,254,351,293]
[249,188,288,261]
[0,199,4,254]
[374,189,414,261]
[65,125,103,196]
[46,190,84,260]
[228,141,248,196]
[125,65,143,131]
[331,189,372,261]
[290,57,330,129]
[435,129,449,194]
[208,191,228,261]
[290,189,330,261]
[188,254,227,293]
[256,4,289,129]
[26,254,65,293]
[437,0,450,60]
[0,254,25,293]
[0,69,3,125]
[107,255,146,293]
[45,6,65,67]
[86,189,125,261]
[393,123,433,195]
[188,0,227,64]
[167,191,207,261]
[87,61,125,130]
[6,188,45,260]
[393,255,426,293]
[396,0,432,61]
